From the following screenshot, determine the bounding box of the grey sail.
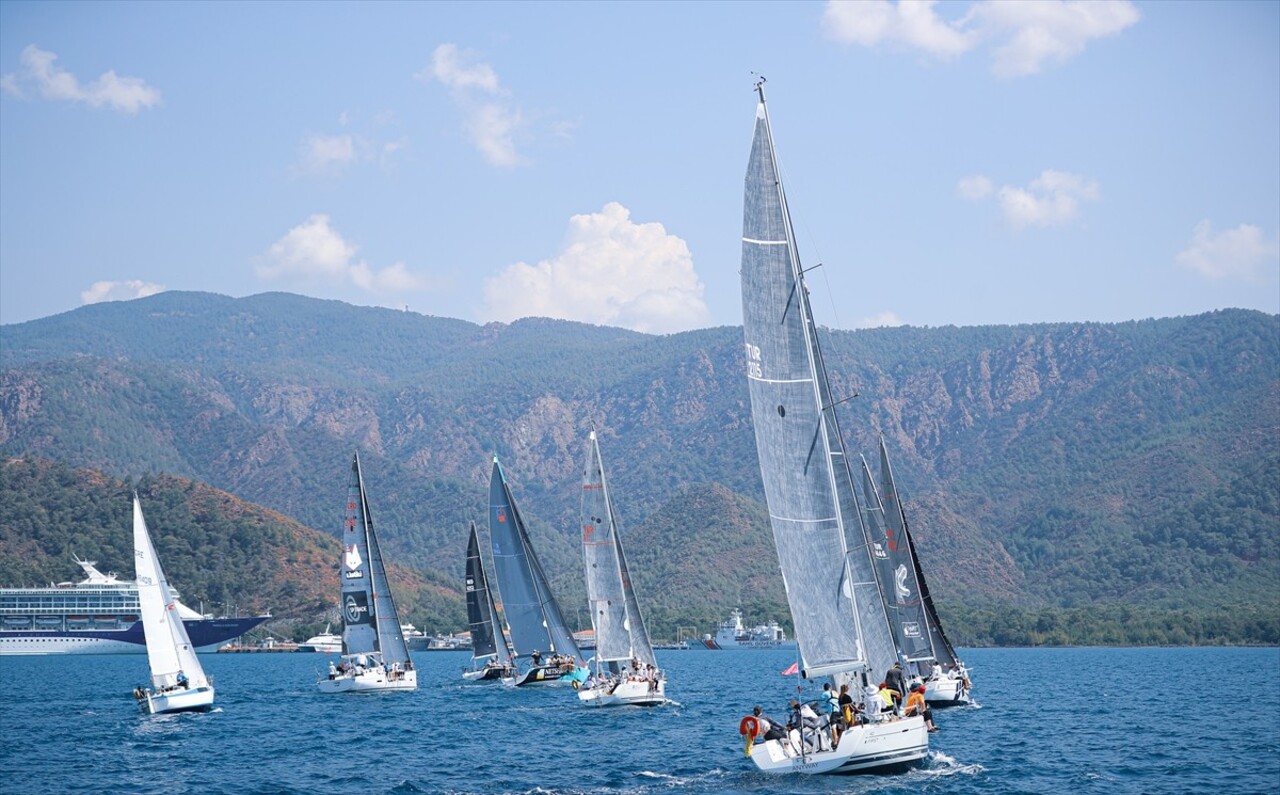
[581,431,657,670]
[740,85,899,681]
[878,437,962,672]
[488,457,582,662]
[465,521,512,666]
[860,454,935,665]
[339,452,411,666]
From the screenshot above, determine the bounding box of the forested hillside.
[2,292,1276,644]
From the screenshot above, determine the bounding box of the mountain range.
[2,291,1276,644]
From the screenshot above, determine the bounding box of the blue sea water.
[1,646,1277,794]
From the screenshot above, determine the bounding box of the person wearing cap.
[751,705,786,741]
[904,682,938,732]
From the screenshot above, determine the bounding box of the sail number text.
[745,342,762,378]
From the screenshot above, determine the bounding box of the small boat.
[488,456,586,686]
[873,437,972,705]
[736,80,927,774]
[575,431,666,707]
[131,496,215,714]
[462,522,516,683]
[694,609,797,650]
[316,453,417,693]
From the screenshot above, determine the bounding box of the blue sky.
[1,1,1276,332]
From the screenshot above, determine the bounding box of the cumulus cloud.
[81,280,165,306]
[822,0,1139,77]
[1176,221,1279,281]
[482,202,711,334]
[960,169,1099,228]
[419,44,524,167]
[256,214,429,296]
[1,44,161,112]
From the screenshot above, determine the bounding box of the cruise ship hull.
[0,615,268,655]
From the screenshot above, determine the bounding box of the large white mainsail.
[739,84,897,682]
[737,81,926,773]
[577,430,665,706]
[133,495,213,713]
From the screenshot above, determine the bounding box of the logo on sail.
[903,621,922,638]
[343,592,372,625]
[872,541,888,560]
[495,508,507,523]
[894,564,912,601]
[344,544,364,579]
[465,575,476,592]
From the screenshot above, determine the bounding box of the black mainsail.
[877,437,963,674]
[487,457,582,663]
[740,82,899,682]
[465,521,514,669]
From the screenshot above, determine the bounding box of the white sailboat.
[576,431,666,707]
[462,521,517,683]
[737,80,928,774]
[131,496,215,714]
[317,453,417,693]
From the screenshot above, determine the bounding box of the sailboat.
[317,453,417,693]
[875,437,972,705]
[576,431,666,707]
[488,456,586,687]
[737,80,928,774]
[462,521,517,683]
[131,496,215,714]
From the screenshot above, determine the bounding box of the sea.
[1,646,1277,795]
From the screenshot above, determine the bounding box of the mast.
[741,81,899,681]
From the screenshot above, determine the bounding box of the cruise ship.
[0,558,270,655]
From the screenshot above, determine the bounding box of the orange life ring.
[738,715,760,737]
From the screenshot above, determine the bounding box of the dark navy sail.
[878,437,962,673]
[465,522,512,667]
[739,85,898,680]
[488,457,582,662]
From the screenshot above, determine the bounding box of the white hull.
[748,716,928,775]
[577,678,666,707]
[924,674,971,705]
[317,668,417,693]
[141,685,215,714]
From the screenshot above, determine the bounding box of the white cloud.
[856,311,905,328]
[957,174,993,200]
[1176,221,1279,281]
[80,280,165,306]
[822,0,1139,77]
[482,202,711,334]
[962,170,1099,227]
[420,43,525,167]
[256,214,429,295]
[972,0,1141,77]
[823,0,973,58]
[300,133,357,172]
[1,44,161,112]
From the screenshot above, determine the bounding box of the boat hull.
[924,674,971,706]
[142,685,215,714]
[577,678,666,707]
[0,615,270,656]
[463,665,514,683]
[317,668,417,693]
[748,716,928,775]
[514,664,576,687]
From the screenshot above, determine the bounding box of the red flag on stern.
[780,662,799,676]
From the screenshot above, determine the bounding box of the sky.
[1,0,1277,333]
